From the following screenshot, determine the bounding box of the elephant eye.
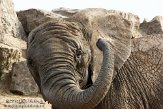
[75,49,83,64]
[76,49,82,57]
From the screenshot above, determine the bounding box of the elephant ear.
[94,14,132,70]
[72,9,132,80]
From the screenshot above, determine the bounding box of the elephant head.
[27,9,132,109]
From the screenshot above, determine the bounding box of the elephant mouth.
[80,65,93,89]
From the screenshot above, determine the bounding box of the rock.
[10,60,39,95]
[17,9,66,36]
[0,44,21,90]
[0,45,21,74]
[0,0,26,40]
[52,7,79,17]
[0,0,27,91]
[140,16,163,35]
[0,35,27,59]
[0,35,26,49]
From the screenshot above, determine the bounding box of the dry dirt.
[0,91,51,109]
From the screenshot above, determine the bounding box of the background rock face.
[0,0,38,95]
[0,46,21,90]
[0,0,26,40]
[0,47,20,74]
[52,7,79,17]
[140,16,163,35]
[10,60,39,95]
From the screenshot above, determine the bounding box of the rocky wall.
[0,0,38,95]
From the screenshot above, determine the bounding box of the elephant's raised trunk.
[40,39,114,109]
[27,21,114,109]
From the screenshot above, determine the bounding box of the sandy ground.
[0,91,51,109]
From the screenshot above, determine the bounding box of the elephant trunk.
[40,38,114,109]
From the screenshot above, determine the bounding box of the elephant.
[94,35,163,109]
[27,8,163,109]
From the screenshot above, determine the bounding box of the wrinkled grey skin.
[95,38,163,109]
[27,9,163,109]
[27,19,115,109]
